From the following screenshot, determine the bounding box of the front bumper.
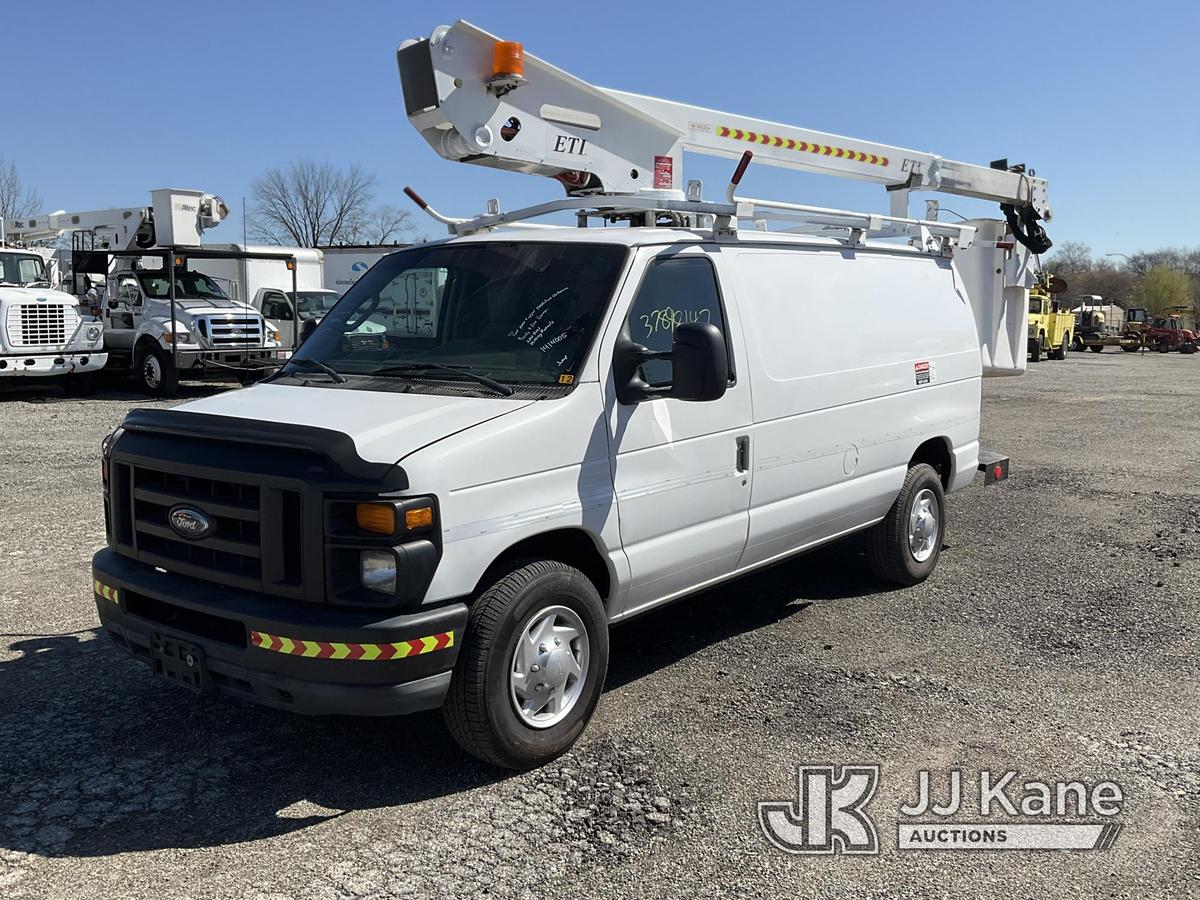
[0,351,107,377]
[91,548,466,716]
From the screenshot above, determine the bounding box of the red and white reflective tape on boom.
[716,125,889,167]
[249,629,454,661]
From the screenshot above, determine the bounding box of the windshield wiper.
[286,357,347,384]
[372,362,515,397]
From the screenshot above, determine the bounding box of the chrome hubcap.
[509,605,588,729]
[908,488,939,563]
[143,355,162,388]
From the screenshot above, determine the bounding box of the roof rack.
[404,153,976,254]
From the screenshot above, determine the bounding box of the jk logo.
[758,765,880,855]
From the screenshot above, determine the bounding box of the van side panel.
[730,248,982,570]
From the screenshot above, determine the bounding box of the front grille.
[5,302,80,348]
[198,315,265,347]
[131,467,264,589]
[109,457,308,598]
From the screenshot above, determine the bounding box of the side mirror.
[669,321,729,401]
[614,321,728,404]
[107,300,120,310]
[298,317,320,346]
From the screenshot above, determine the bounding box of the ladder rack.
[404,166,976,253]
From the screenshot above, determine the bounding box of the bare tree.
[248,160,377,246]
[0,157,42,221]
[342,204,413,245]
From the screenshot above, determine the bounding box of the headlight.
[360,550,397,595]
[161,331,190,345]
[85,325,102,342]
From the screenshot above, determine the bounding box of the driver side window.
[262,292,292,320]
[118,278,141,306]
[625,256,729,388]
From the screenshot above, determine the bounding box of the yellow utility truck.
[1028,276,1072,361]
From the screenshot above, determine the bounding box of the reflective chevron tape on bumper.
[93,579,120,604]
[249,629,454,661]
[716,125,889,167]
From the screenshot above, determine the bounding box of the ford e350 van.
[93,221,1020,767]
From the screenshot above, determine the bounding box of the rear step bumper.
[978,451,1010,485]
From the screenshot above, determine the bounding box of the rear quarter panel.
[727,246,981,569]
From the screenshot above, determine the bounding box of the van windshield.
[287,242,628,390]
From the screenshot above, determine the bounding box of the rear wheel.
[443,560,609,769]
[866,463,945,587]
[1030,338,1042,362]
[1073,334,1085,352]
[1090,343,1104,353]
[1051,334,1069,360]
[135,341,179,397]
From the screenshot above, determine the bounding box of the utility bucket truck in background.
[93,20,1049,769]
[0,235,107,393]
[13,190,288,395]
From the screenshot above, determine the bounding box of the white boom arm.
[1,189,229,251]
[397,21,1050,225]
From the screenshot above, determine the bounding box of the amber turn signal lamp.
[356,503,396,535]
[405,506,434,530]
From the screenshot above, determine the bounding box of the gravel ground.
[1,351,1198,899]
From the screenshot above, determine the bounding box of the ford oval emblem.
[169,506,214,540]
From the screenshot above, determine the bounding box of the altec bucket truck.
[397,20,1052,377]
[6,190,285,396]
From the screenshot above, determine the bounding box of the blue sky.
[7,1,1197,256]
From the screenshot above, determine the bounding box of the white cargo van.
[94,225,1017,767]
[91,21,1046,768]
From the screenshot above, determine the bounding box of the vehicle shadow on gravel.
[0,543,881,860]
[606,540,882,690]
[0,631,501,859]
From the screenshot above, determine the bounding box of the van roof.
[419,225,931,256]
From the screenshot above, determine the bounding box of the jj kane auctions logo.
[758,765,1124,854]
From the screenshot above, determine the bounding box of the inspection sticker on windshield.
[915,360,935,386]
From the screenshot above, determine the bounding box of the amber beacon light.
[492,40,524,78]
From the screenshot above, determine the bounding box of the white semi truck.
[93,21,1049,768]
[8,190,285,395]
[0,240,107,392]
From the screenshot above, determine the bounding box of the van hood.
[175,383,535,465]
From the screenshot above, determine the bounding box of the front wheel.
[135,341,179,397]
[443,560,609,769]
[1090,344,1105,353]
[866,463,945,587]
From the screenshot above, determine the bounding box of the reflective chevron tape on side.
[249,629,454,660]
[716,125,889,167]
[93,579,120,604]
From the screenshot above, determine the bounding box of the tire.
[1072,334,1085,352]
[1089,344,1104,353]
[135,341,179,397]
[866,463,945,587]
[443,560,609,769]
[1121,345,1140,353]
[1029,338,1041,362]
[1051,334,1068,360]
[60,373,98,397]
[1182,342,1197,355]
